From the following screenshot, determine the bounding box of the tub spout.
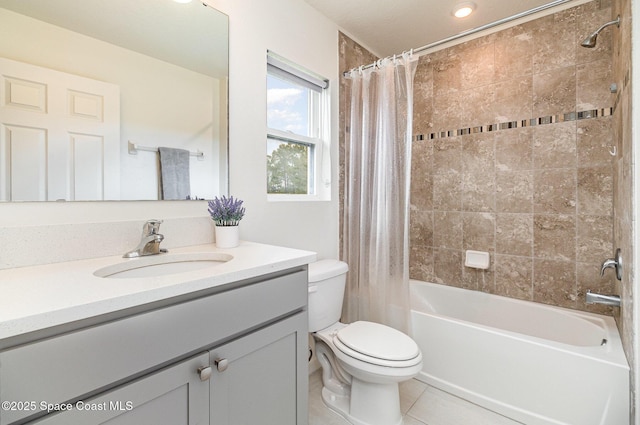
[586,290,620,307]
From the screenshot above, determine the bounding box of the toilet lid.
[335,321,420,362]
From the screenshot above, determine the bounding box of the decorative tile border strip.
[413,107,613,142]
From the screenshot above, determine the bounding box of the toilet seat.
[333,321,421,368]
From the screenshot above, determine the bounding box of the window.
[266,51,330,200]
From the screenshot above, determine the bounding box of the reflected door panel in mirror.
[0,57,120,201]
[0,0,229,201]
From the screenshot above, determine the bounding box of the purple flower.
[208,195,245,226]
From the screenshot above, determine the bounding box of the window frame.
[266,51,330,202]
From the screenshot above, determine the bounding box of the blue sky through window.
[267,74,310,138]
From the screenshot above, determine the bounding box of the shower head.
[580,15,620,48]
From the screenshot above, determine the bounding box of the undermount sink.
[93,252,233,279]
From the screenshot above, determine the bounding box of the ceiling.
[302,0,579,57]
[0,0,228,78]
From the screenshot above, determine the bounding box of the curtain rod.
[343,0,574,77]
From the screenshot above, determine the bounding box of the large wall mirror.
[0,0,228,201]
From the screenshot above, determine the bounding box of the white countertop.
[0,241,316,342]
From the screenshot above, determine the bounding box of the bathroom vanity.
[0,242,315,425]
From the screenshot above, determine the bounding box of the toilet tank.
[308,259,349,332]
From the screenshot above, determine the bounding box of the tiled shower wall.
[611,0,634,418]
[408,0,617,315]
[340,0,618,316]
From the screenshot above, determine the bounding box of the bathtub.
[410,280,629,425]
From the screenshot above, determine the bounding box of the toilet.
[308,259,423,425]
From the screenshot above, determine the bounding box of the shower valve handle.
[600,248,622,281]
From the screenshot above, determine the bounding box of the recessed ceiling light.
[453,2,476,18]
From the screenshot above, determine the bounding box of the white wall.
[204,0,340,258]
[0,0,340,263]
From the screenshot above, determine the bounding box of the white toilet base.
[321,378,404,425]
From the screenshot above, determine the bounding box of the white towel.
[158,147,191,200]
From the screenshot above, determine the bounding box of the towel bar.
[128,141,204,160]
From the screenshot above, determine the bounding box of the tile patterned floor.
[308,370,523,425]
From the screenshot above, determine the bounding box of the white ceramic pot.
[215,225,240,248]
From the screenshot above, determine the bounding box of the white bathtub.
[410,280,629,425]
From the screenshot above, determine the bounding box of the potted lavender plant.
[207,195,245,248]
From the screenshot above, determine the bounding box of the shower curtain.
[343,54,418,333]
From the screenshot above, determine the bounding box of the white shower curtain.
[343,54,418,333]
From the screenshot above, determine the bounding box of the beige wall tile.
[495,128,533,171]
[533,169,577,214]
[411,140,433,211]
[433,138,462,174]
[494,255,534,300]
[576,116,614,167]
[410,246,434,282]
[493,78,533,123]
[532,66,577,117]
[462,212,496,251]
[432,54,461,97]
[433,248,463,286]
[410,210,434,247]
[496,213,534,256]
[414,58,434,135]
[576,214,614,263]
[533,214,576,261]
[576,59,614,111]
[460,43,496,90]
[494,26,533,82]
[496,171,534,213]
[433,174,461,211]
[460,86,498,128]
[433,211,462,249]
[462,134,495,173]
[577,166,613,215]
[531,10,577,74]
[462,172,496,212]
[532,121,577,169]
[533,258,577,308]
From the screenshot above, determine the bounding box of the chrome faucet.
[586,290,620,307]
[123,219,168,258]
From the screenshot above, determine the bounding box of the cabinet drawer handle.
[198,365,213,381]
[215,358,229,372]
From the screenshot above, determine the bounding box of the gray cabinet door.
[30,352,209,425]
[210,313,308,425]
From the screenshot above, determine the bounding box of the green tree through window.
[267,142,309,194]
